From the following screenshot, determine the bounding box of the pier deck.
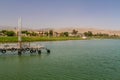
[0,43,50,55]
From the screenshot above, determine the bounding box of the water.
[0,40,120,80]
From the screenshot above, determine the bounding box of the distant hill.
[0,26,17,30]
[1,26,120,36]
[0,26,31,30]
[54,28,120,36]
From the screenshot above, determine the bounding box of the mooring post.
[46,48,50,53]
[18,17,22,56]
[38,50,41,55]
[18,49,22,56]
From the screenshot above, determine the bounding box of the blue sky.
[0,0,120,29]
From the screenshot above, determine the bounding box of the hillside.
[54,28,120,36]
[1,26,120,36]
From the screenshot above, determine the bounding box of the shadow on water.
[0,52,50,63]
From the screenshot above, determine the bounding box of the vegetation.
[59,32,69,37]
[5,31,15,36]
[21,30,28,34]
[72,29,78,36]
[0,30,15,36]
[63,32,69,37]
[83,31,120,39]
[0,29,120,43]
[30,32,38,36]
[22,30,30,35]
[0,36,18,42]
[84,31,93,37]
[44,32,49,36]
[0,36,83,43]
[49,30,53,36]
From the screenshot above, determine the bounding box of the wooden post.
[18,17,22,48]
[18,17,22,55]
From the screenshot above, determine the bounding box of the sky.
[0,0,120,30]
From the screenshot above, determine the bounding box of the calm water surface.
[0,40,120,80]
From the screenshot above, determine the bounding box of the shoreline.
[0,36,119,43]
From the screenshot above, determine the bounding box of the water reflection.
[0,52,50,62]
[0,50,50,56]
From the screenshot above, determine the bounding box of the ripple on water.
[0,40,120,80]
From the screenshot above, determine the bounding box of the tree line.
[0,30,15,36]
[83,31,119,38]
[0,29,119,38]
[0,30,54,37]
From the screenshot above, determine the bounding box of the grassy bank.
[89,36,120,40]
[0,36,120,43]
[0,36,84,43]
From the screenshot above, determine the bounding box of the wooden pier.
[0,43,50,55]
[0,18,50,55]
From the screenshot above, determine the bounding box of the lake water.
[0,40,120,80]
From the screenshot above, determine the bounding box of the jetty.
[0,18,50,55]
